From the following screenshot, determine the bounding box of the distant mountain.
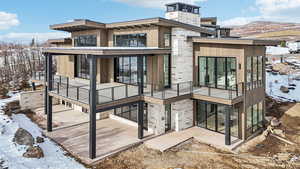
[230,21,300,41]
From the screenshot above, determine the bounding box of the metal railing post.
[190,81,193,93]
[162,90,165,99]
[112,87,115,101]
[57,82,59,94]
[66,77,69,97]
[151,84,154,97]
[77,87,79,101]
[59,76,62,85]
[208,86,211,96]
[229,89,232,99]
[236,84,238,97]
[125,84,128,97]
[38,72,41,80]
[177,83,180,96]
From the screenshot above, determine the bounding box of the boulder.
[280,86,289,93]
[13,128,34,146]
[23,146,44,159]
[36,136,44,143]
[265,116,274,122]
[271,118,281,127]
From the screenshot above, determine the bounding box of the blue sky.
[1,0,300,43]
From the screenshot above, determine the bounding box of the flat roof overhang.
[189,37,282,46]
[42,47,171,56]
[188,37,281,46]
[47,38,72,45]
[50,20,106,32]
[107,17,215,35]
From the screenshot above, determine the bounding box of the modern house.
[31,2,280,159]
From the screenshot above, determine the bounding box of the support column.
[137,55,144,139]
[31,82,36,91]
[44,56,48,115]
[46,54,53,132]
[225,106,231,145]
[88,55,97,159]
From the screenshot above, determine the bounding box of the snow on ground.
[266,72,300,102]
[266,46,289,55]
[0,92,87,169]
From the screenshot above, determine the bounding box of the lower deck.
[42,105,151,164]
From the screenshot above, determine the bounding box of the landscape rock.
[13,128,34,146]
[36,136,44,143]
[23,146,44,159]
[265,116,273,122]
[271,118,281,127]
[280,86,289,93]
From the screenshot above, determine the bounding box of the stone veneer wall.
[171,99,194,131]
[165,11,201,27]
[147,103,165,135]
[171,28,200,83]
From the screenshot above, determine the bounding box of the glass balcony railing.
[33,71,246,105]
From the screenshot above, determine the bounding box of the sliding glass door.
[196,101,239,137]
[198,56,237,90]
[115,56,147,85]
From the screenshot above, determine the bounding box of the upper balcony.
[32,72,251,107]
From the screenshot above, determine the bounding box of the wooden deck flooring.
[44,118,150,165]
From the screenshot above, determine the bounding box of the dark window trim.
[113,33,147,47]
[198,56,237,90]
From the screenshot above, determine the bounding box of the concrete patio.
[145,127,242,152]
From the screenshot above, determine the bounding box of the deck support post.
[46,54,53,132]
[137,55,144,139]
[225,106,231,145]
[44,56,48,115]
[31,82,36,91]
[88,55,97,159]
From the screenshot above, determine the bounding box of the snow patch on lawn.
[0,92,87,169]
[266,72,300,102]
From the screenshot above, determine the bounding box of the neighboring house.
[31,2,280,159]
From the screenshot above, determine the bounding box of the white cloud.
[113,0,206,8]
[221,0,300,26]
[0,11,20,30]
[0,32,70,44]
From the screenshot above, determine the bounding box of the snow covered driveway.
[0,92,87,169]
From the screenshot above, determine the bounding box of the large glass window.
[246,101,264,137]
[115,56,147,85]
[164,33,171,48]
[114,33,147,47]
[247,56,264,90]
[258,56,263,81]
[196,101,238,137]
[198,57,237,90]
[75,55,89,79]
[164,55,171,88]
[227,58,237,89]
[217,58,226,89]
[114,103,148,129]
[246,56,252,84]
[74,35,97,47]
